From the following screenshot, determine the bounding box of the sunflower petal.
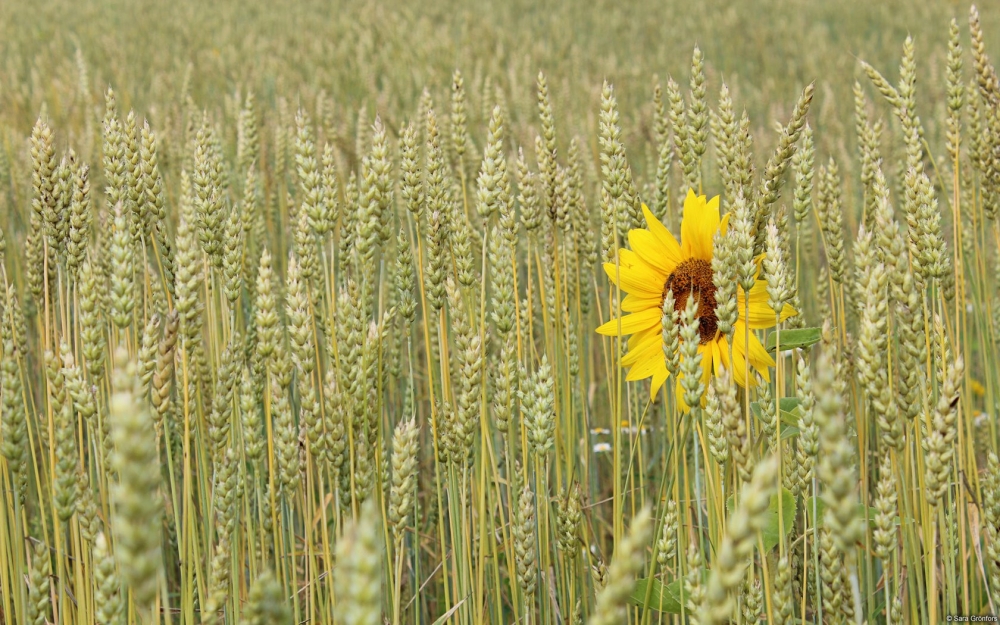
[626,352,663,381]
[681,190,721,261]
[719,335,749,387]
[622,293,663,312]
[739,280,797,328]
[649,363,670,399]
[699,343,714,387]
[730,324,776,386]
[618,248,662,274]
[642,204,683,262]
[711,338,724,377]
[596,307,662,336]
[778,302,797,321]
[732,321,775,381]
[731,345,749,387]
[603,259,663,297]
[738,279,768,301]
[629,228,680,275]
[717,335,731,371]
[622,328,662,366]
[748,341,773,383]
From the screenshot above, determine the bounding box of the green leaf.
[780,424,800,440]
[765,327,822,353]
[750,398,801,428]
[429,597,467,625]
[804,496,882,527]
[629,577,684,613]
[779,397,802,413]
[629,570,706,613]
[727,486,797,552]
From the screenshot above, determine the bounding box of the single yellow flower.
[597,190,795,403]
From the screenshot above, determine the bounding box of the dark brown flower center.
[664,258,718,344]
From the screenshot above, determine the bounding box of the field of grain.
[1,0,999,623]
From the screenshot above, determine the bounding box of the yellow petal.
[779,303,798,322]
[732,321,774,382]
[618,248,663,276]
[622,293,663,313]
[681,190,721,261]
[716,336,731,370]
[738,283,778,328]
[649,363,670,400]
[624,328,667,378]
[622,327,662,366]
[626,351,663,381]
[749,351,773,383]
[596,307,662,336]
[718,335,749,387]
[739,278,768,302]
[603,258,663,298]
[675,376,688,411]
[641,204,683,263]
[734,349,751,386]
[711,338,724,377]
[699,343,714,385]
[730,324,772,383]
[629,228,679,275]
[738,281,797,328]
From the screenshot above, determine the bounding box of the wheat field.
[0,0,999,623]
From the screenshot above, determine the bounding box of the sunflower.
[597,189,795,404]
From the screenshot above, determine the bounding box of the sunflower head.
[597,190,796,408]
